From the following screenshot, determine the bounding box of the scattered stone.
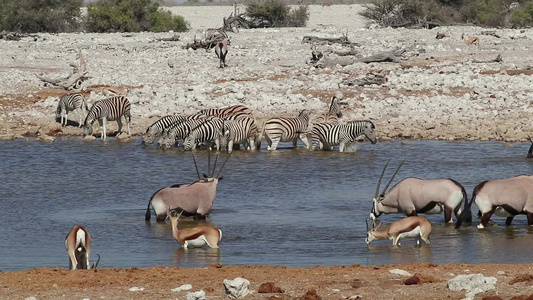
[482,296,503,300]
[300,289,322,300]
[389,269,413,276]
[36,134,55,142]
[448,273,497,299]
[83,135,96,141]
[405,275,421,285]
[128,287,145,292]
[25,297,38,300]
[186,290,206,300]
[509,274,533,285]
[171,284,193,292]
[258,282,284,293]
[350,279,363,289]
[223,277,250,299]
[348,296,362,300]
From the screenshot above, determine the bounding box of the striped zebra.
[310,120,377,152]
[316,95,342,123]
[215,116,258,152]
[56,93,89,127]
[158,118,211,150]
[143,114,206,146]
[200,105,252,118]
[260,109,310,151]
[183,118,225,151]
[83,96,131,140]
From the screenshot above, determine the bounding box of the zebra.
[200,105,253,118]
[143,114,206,146]
[259,109,311,151]
[215,116,258,152]
[158,118,212,150]
[316,95,342,123]
[183,118,225,151]
[310,120,377,152]
[56,93,89,127]
[83,96,131,140]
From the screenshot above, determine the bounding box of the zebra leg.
[339,141,346,152]
[269,137,280,151]
[117,117,123,135]
[299,133,310,149]
[61,110,67,127]
[101,117,107,140]
[126,113,131,136]
[228,140,234,153]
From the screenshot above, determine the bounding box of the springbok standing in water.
[65,225,100,270]
[456,175,533,228]
[167,208,222,249]
[370,161,470,224]
[366,216,432,246]
[146,152,231,222]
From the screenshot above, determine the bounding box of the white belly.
[494,206,515,217]
[184,235,208,248]
[424,203,444,215]
[395,226,421,240]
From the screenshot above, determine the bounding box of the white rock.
[186,290,206,300]
[447,273,497,300]
[389,269,412,276]
[128,287,145,292]
[172,284,193,292]
[223,277,250,299]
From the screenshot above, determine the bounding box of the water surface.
[0,138,532,271]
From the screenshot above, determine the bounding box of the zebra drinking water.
[83,96,131,140]
[158,118,211,150]
[56,93,89,127]
[183,118,225,151]
[260,109,310,150]
[143,114,206,146]
[310,120,377,152]
[215,116,258,152]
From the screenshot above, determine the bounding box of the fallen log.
[339,74,386,87]
[302,35,359,47]
[36,49,89,90]
[472,54,503,63]
[358,49,406,63]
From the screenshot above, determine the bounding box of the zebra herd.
[54,92,377,151]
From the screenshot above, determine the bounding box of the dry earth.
[2,5,533,300]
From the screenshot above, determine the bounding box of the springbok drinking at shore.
[366,216,432,246]
[65,225,100,270]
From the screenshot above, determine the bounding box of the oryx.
[145,152,231,222]
[370,161,470,224]
[456,175,533,229]
[366,216,432,246]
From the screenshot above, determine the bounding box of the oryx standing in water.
[370,161,470,224]
[146,152,231,222]
[456,175,533,228]
[366,216,432,246]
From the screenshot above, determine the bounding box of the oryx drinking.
[456,175,533,228]
[145,152,230,222]
[370,161,469,223]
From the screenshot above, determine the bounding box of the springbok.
[168,208,222,249]
[370,161,470,224]
[366,216,432,246]
[65,225,100,270]
[462,35,480,52]
[146,152,231,222]
[456,175,533,229]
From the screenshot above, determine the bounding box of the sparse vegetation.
[245,0,309,27]
[86,0,188,33]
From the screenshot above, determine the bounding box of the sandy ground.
[2,4,533,300]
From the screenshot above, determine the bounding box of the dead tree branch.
[358,49,406,63]
[183,29,228,50]
[472,54,503,63]
[302,35,359,47]
[339,74,387,87]
[36,49,88,90]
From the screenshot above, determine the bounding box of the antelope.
[462,34,480,52]
[146,152,231,222]
[366,216,432,246]
[168,208,222,249]
[456,175,533,229]
[322,2,332,7]
[215,36,229,68]
[527,135,533,158]
[65,225,100,270]
[370,161,470,224]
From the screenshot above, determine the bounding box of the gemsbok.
[456,175,533,229]
[370,161,470,224]
[366,216,432,246]
[168,208,222,249]
[215,37,229,68]
[65,225,100,270]
[146,152,231,222]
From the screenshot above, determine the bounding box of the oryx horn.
[207,149,212,178]
[211,154,219,178]
[216,152,232,178]
[380,160,405,196]
[375,160,390,199]
[192,154,201,180]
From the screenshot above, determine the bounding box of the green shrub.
[245,0,309,27]
[360,0,453,27]
[459,0,508,26]
[510,1,533,28]
[86,0,188,33]
[0,0,83,33]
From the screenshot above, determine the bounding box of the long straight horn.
[375,161,389,199]
[192,154,201,180]
[211,154,219,177]
[207,149,212,178]
[380,160,405,196]
[216,152,232,178]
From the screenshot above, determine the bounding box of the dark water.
[1,138,532,271]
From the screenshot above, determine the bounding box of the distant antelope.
[65,225,100,270]
[168,208,222,249]
[370,161,470,223]
[462,35,480,52]
[83,96,131,140]
[366,216,432,246]
[322,2,332,7]
[215,38,229,68]
[56,93,89,127]
[527,135,533,158]
[456,175,533,228]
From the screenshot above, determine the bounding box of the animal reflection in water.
[366,216,432,246]
[173,247,221,265]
